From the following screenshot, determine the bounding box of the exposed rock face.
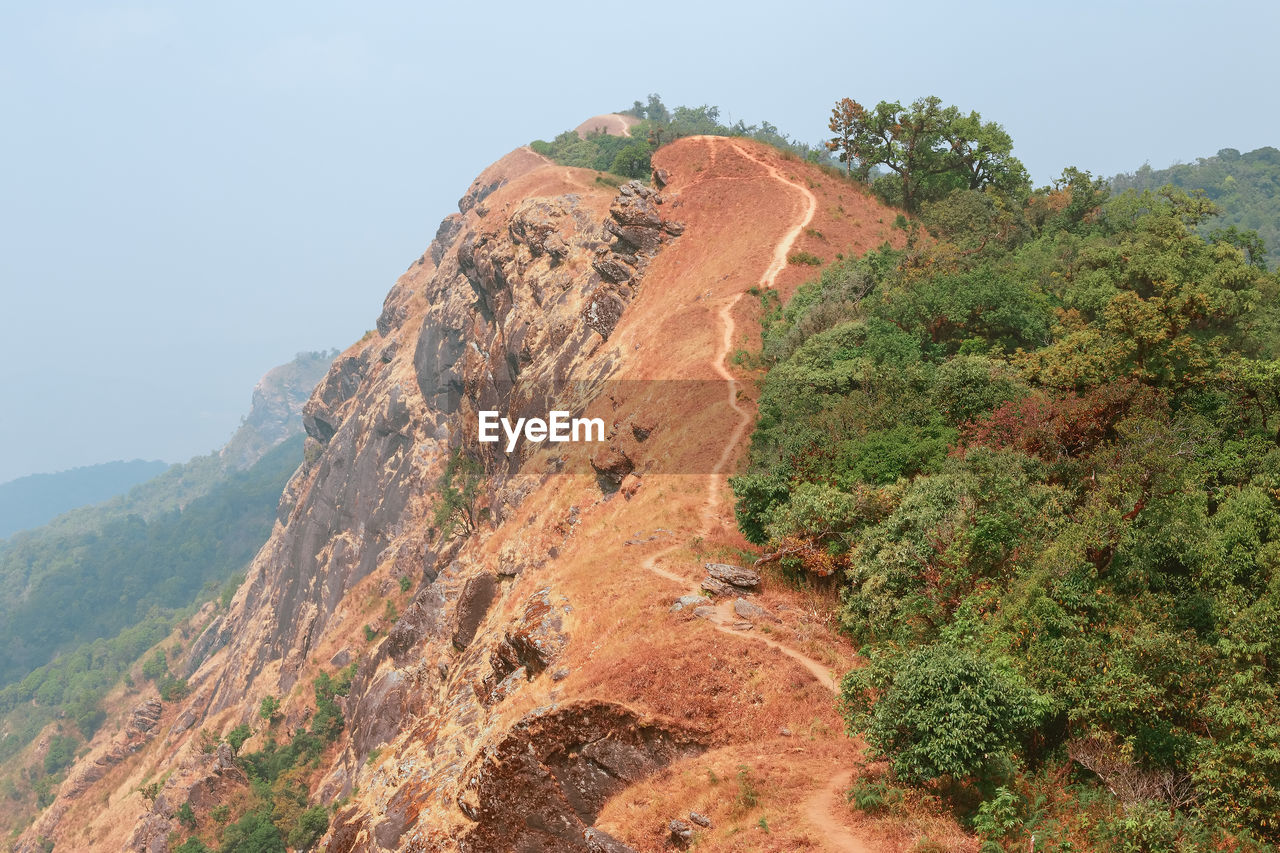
[452,573,499,650]
[220,350,337,469]
[55,148,688,852]
[57,699,162,801]
[22,135,902,852]
[450,702,704,853]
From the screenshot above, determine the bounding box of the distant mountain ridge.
[0,459,168,540]
[220,349,339,470]
[1112,145,1280,269]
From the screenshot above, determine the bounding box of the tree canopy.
[827,95,1030,212]
[735,105,1280,847]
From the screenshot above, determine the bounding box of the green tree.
[841,641,1047,784]
[259,695,281,722]
[826,97,866,176]
[432,449,483,537]
[824,95,1029,212]
[226,723,251,755]
[43,734,78,775]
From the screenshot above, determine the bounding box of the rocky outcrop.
[474,588,569,706]
[452,573,499,651]
[452,702,703,853]
[124,742,245,853]
[220,350,336,470]
[58,698,162,801]
[704,562,761,589]
[302,351,371,443]
[586,180,682,339]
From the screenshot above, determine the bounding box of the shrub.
[788,250,822,266]
[848,777,906,814]
[43,734,78,775]
[287,805,330,850]
[972,786,1021,839]
[841,641,1047,785]
[174,839,212,853]
[226,723,251,755]
[733,765,760,814]
[217,808,284,852]
[258,695,280,722]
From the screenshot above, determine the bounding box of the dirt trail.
[638,138,869,852]
[727,140,818,294]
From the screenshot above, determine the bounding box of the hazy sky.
[1,1,1276,483]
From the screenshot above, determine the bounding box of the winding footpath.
[638,138,867,852]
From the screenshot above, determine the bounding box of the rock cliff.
[220,349,339,470]
[19,134,906,852]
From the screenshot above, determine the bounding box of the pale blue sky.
[1,0,1276,483]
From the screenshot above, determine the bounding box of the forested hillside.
[1113,146,1280,270]
[0,438,302,834]
[0,460,169,540]
[0,436,302,688]
[735,97,1280,850]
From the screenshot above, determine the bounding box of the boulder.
[452,573,499,650]
[590,447,634,488]
[670,594,705,612]
[705,562,760,589]
[585,827,640,853]
[700,576,735,597]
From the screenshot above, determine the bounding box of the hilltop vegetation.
[1113,146,1280,270]
[530,93,831,179]
[735,96,1280,850]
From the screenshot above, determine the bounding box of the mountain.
[15,119,911,852]
[0,460,168,541]
[1111,145,1280,269]
[0,351,335,842]
[0,352,333,688]
[219,350,340,471]
[19,108,1280,852]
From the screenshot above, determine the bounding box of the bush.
[848,777,906,814]
[733,765,760,814]
[174,839,212,853]
[226,723,251,755]
[841,641,1047,785]
[218,808,284,853]
[258,695,280,722]
[788,250,823,266]
[43,734,78,775]
[141,649,168,682]
[159,674,188,702]
[287,805,330,850]
[972,786,1021,839]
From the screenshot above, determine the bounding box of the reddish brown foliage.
[962,380,1164,463]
